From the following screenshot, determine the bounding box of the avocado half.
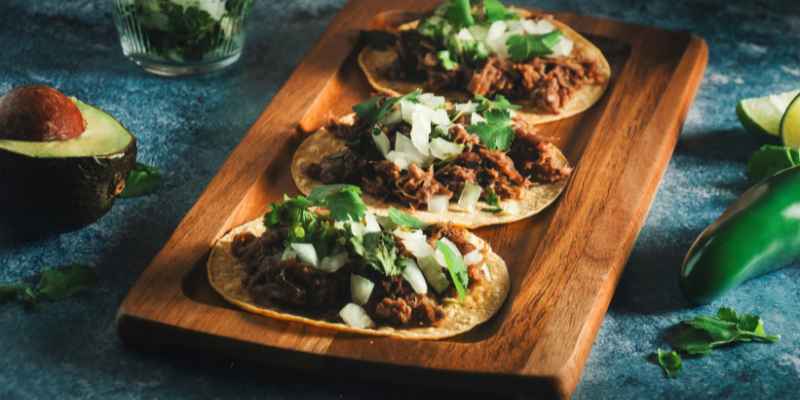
[0,99,136,235]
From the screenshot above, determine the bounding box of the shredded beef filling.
[390,19,604,114]
[307,117,571,209]
[231,226,454,327]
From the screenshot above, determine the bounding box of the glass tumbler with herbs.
[113,0,254,76]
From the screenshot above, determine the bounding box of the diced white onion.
[364,212,381,233]
[290,243,318,267]
[463,249,483,266]
[395,133,428,165]
[410,111,432,155]
[372,131,390,156]
[456,27,475,42]
[457,182,482,212]
[349,221,366,237]
[430,138,464,160]
[468,25,488,42]
[383,107,402,125]
[454,101,477,115]
[486,21,510,58]
[386,151,411,170]
[471,112,486,124]
[339,303,374,328]
[418,93,446,109]
[418,255,450,293]
[400,259,428,295]
[319,252,349,273]
[281,248,297,261]
[428,194,451,213]
[430,109,451,128]
[400,100,420,124]
[548,36,574,58]
[522,19,555,35]
[350,274,374,305]
[393,228,434,259]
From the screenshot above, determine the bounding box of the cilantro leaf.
[475,94,521,113]
[120,163,161,198]
[506,30,563,62]
[482,188,503,213]
[352,90,422,126]
[0,265,97,306]
[360,232,401,276]
[388,208,427,229]
[437,50,459,71]
[654,348,682,378]
[747,145,800,181]
[483,0,516,22]
[36,264,97,301]
[468,109,515,151]
[309,184,367,222]
[444,0,474,28]
[668,307,780,356]
[436,241,469,300]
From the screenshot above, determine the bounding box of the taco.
[358,0,611,125]
[292,90,572,228]
[207,185,509,339]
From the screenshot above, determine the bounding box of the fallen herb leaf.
[655,348,682,378]
[120,163,162,198]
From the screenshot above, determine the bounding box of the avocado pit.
[0,85,86,141]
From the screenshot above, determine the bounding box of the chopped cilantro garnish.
[353,89,422,126]
[482,188,503,213]
[388,207,427,229]
[475,94,521,113]
[468,108,515,151]
[436,241,469,300]
[506,30,564,62]
[443,0,474,28]
[308,184,367,222]
[357,232,402,276]
[483,0,517,22]
[437,50,459,71]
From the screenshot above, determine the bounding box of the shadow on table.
[609,128,760,315]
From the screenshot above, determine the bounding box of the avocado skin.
[0,138,136,236]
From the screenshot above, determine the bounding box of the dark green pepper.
[681,165,800,304]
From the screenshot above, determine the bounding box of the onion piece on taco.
[291,91,571,228]
[207,185,509,339]
[358,0,611,125]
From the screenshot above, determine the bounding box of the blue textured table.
[1,1,799,399]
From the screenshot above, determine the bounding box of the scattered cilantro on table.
[746,145,800,181]
[120,163,162,198]
[651,307,779,378]
[0,264,97,306]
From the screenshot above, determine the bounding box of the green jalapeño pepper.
[681,165,800,304]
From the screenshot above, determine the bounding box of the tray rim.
[116,1,708,398]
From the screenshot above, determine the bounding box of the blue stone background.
[1,0,799,398]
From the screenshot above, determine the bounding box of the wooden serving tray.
[117,1,707,398]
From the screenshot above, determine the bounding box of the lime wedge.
[737,90,800,137]
[781,92,800,148]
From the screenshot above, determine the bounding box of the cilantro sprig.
[0,264,97,306]
[352,232,401,277]
[651,307,780,378]
[388,207,427,229]
[120,163,161,198]
[437,241,469,300]
[506,30,563,62]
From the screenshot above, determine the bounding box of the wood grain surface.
[116,1,708,398]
